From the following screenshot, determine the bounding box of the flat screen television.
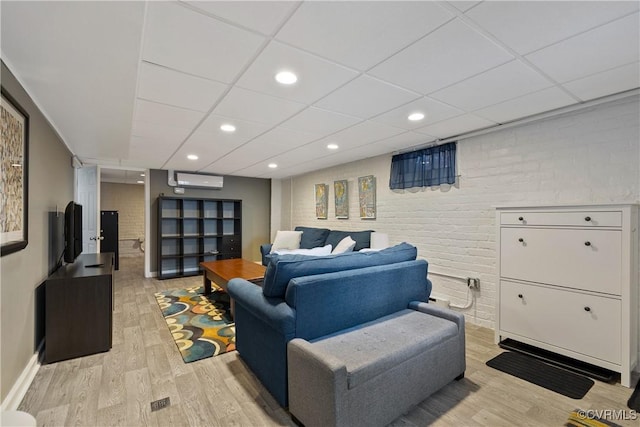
[63,201,83,263]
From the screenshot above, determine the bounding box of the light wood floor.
[19,257,638,426]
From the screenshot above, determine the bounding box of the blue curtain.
[389,142,456,190]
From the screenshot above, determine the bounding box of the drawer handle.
[518,238,524,243]
[584,306,591,312]
[518,294,523,299]
[518,216,524,221]
[585,216,591,222]
[584,241,591,246]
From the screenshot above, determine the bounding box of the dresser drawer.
[500,280,621,364]
[500,227,621,295]
[220,235,240,254]
[500,211,622,227]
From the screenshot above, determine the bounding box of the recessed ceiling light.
[137,180,144,184]
[187,154,198,160]
[268,163,278,169]
[327,143,339,150]
[275,70,297,85]
[408,112,425,121]
[220,124,236,132]
[140,173,145,177]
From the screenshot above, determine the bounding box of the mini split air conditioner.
[176,172,223,189]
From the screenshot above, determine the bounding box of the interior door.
[76,165,100,254]
[100,211,119,270]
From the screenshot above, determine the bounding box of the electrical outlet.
[467,278,480,290]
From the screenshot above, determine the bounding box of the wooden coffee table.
[200,258,266,317]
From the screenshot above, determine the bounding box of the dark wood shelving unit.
[157,196,242,279]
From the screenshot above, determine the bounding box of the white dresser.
[495,204,638,387]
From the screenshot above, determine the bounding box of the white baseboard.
[0,341,42,411]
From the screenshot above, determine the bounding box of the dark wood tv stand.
[44,252,114,363]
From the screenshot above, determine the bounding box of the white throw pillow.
[273,244,333,256]
[270,230,303,253]
[332,236,356,254]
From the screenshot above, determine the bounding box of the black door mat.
[499,338,616,383]
[628,379,640,411]
[487,351,594,399]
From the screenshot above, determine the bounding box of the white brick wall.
[281,95,640,330]
[100,182,145,241]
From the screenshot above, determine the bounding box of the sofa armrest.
[227,278,295,335]
[260,244,273,266]
[409,301,465,333]
[288,338,348,427]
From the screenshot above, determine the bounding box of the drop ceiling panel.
[321,121,407,149]
[128,136,179,167]
[473,87,576,124]
[562,62,640,101]
[184,0,298,35]
[314,75,421,119]
[163,133,246,171]
[142,1,266,82]
[466,1,639,55]
[0,1,145,160]
[134,99,205,129]
[416,114,496,139]
[246,127,319,150]
[280,107,361,135]
[525,13,640,83]
[137,62,228,112]
[204,141,276,171]
[276,1,454,71]
[369,19,514,94]
[368,131,435,151]
[448,1,482,13]
[213,87,306,126]
[371,97,464,130]
[430,60,554,111]
[197,113,272,140]
[236,41,359,104]
[3,1,638,180]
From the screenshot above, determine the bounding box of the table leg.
[203,274,212,295]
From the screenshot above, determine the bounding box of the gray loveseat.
[259,226,374,265]
[288,302,465,427]
[227,242,465,414]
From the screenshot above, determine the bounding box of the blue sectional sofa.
[259,226,374,265]
[227,243,431,407]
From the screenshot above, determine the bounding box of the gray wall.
[149,169,271,272]
[1,61,74,402]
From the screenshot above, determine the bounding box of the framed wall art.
[1,87,29,256]
[315,183,328,219]
[334,180,348,219]
[358,175,376,219]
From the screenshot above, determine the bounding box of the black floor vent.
[150,397,171,412]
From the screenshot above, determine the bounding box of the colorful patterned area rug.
[154,286,235,363]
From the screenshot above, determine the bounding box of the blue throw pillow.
[262,242,418,298]
[295,226,330,249]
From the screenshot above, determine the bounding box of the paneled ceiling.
[2,1,639,180]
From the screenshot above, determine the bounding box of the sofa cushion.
[332,236,355,254]
[273,244,332,257]
[309,309,458,389]
[262,242,418,298]
[325,230,373,251]
[270,230,303,253]
[295,226,331,249]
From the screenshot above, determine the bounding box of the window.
[389,141,456,190]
